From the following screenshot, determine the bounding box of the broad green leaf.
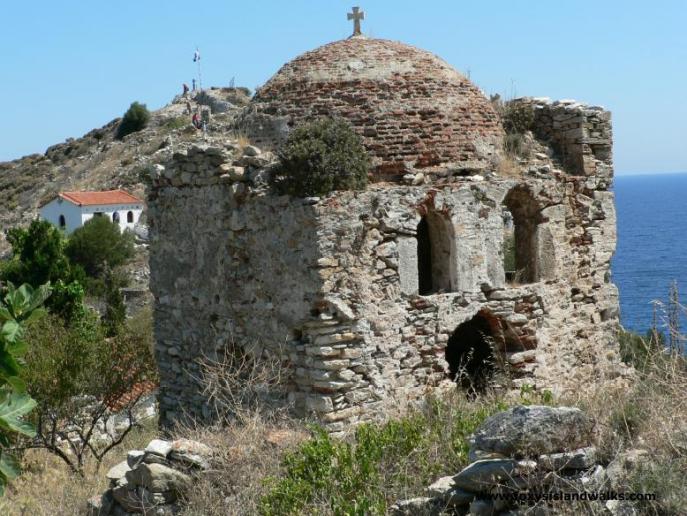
[0,352,22,381]
[1,321,21,345]
[5,377,26,394]
[6,338,27,357]
[0,452,20,480]
[26,283,51,313]
[24,307,47,325]
[14,285,31,312]
[0,393,37,437]
[0,306,11,324]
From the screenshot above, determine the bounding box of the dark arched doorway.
[446,313,496,393]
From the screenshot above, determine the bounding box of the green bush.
[501,102,534,135]
[270,118,370,197]
[260,397,504,515]
[2,220,84,322]
[4,220,72,289]
[116,101,150,139]
[65,217,134,278]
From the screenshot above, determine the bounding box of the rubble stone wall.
[511,97,613,179]
[148,147,324,424]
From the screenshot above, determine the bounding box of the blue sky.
[1,0,685,175]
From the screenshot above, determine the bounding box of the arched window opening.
[417,218,433,294]
[503,187,542,285]
[112,211,120,223]
[416,211,456,295]
[58,215,66,228]
[446,313,498,394]
[127,211,134,223]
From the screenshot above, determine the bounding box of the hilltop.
[0,87,251,254]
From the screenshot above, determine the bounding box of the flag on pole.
[193,48,201,62]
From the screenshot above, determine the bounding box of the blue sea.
[612,172,687,333]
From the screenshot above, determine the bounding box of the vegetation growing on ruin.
[259,398,504,515]
[495,100,535,159]
[270,118,370,197]
[116,102,150,140]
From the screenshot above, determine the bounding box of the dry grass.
[496,155,521,178]
[235,133,251,151]
[562,345,687,515]
[176,415,308,516]
[0,419,158,516]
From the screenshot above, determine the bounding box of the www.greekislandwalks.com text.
[482,490,656,503]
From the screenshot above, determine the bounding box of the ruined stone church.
[149,9,627,432]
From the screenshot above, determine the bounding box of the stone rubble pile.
[391,405,643,516]
[87,438,213,516]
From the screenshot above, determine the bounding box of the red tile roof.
[58,190,143,206]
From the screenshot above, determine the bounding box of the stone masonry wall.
[149,99,629,433]
[511,97,613,180]
[148,147,324,424]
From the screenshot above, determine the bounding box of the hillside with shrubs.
[0,87,251,255]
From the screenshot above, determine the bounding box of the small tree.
[5,220,71,289]
[116,101,150,139]
[102,265,127,337]
[22,310,157,475]
[65,217,134,278]
[270,118,370,197]
[2,220,84,322]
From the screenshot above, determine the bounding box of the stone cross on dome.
[348,6,365,37]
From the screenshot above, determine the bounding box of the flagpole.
[194,47,203,92]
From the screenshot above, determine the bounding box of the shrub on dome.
[270,118,370,197]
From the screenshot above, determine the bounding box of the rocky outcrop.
[391,406,641,516]
[87,438,213,515]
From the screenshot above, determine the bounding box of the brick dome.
[249,37,504,176]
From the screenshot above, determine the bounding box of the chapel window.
[503,187,541,284]
[417,211,457,295]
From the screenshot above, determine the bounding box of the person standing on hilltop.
[182,83,189,96]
